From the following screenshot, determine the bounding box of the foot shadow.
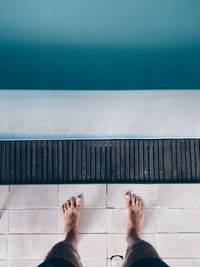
[0,188,12,219]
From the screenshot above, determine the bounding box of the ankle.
[64,229,78,247]
[126,229,140,244]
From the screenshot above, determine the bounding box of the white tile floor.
[0,184,200,267]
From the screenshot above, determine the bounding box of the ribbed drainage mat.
[0,139,200,184]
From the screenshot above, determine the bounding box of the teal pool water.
[0,0,200,89]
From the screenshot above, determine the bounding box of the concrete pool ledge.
[0,90,200,140]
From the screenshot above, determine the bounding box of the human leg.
[39,195,83,267]
[122,193,161,267]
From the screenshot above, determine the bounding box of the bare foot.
[125,192,144,241]
[61,195,83,246]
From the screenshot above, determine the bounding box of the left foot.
[61,195,83,245]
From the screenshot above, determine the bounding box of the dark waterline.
[0,42,200,90]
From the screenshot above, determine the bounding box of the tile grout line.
[3,207,200,210]
[7,207,200,211]
[4,232,200,236]
[4,184,200,264]
[6,257,200,260]
[155,184,158,251]
[106,184,108,208]
[7,185,10,263]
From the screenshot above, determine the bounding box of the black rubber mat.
[0,139,200,184]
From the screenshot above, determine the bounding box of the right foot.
[125,192,144,238]
[61,195,83,241]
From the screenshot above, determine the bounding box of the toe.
[139,199,144,209]
[62,204,65,212]
[136,197,140,207]
[141,205,144,212]
[67,200,71,209]
[76,195,83,207]
[131,194,136,206]
[71,197,76,208]
[125,192,131,207]
[64,203,68,212]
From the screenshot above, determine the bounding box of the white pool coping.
[0,90,200,140]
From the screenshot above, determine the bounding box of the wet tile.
[9,185,57,209]
[157,184,200,208]
[107,184,157,208]
[107,208,156,233]
[8,235,57,259]
[59,184,106,208]
[157,234,200,258]
[9,210,58,233]
[59,209,106,233]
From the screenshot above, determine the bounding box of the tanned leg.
[43,195,83,267]
[125,192,144,244]
[61,196,83,249]
[122,192,161,267]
